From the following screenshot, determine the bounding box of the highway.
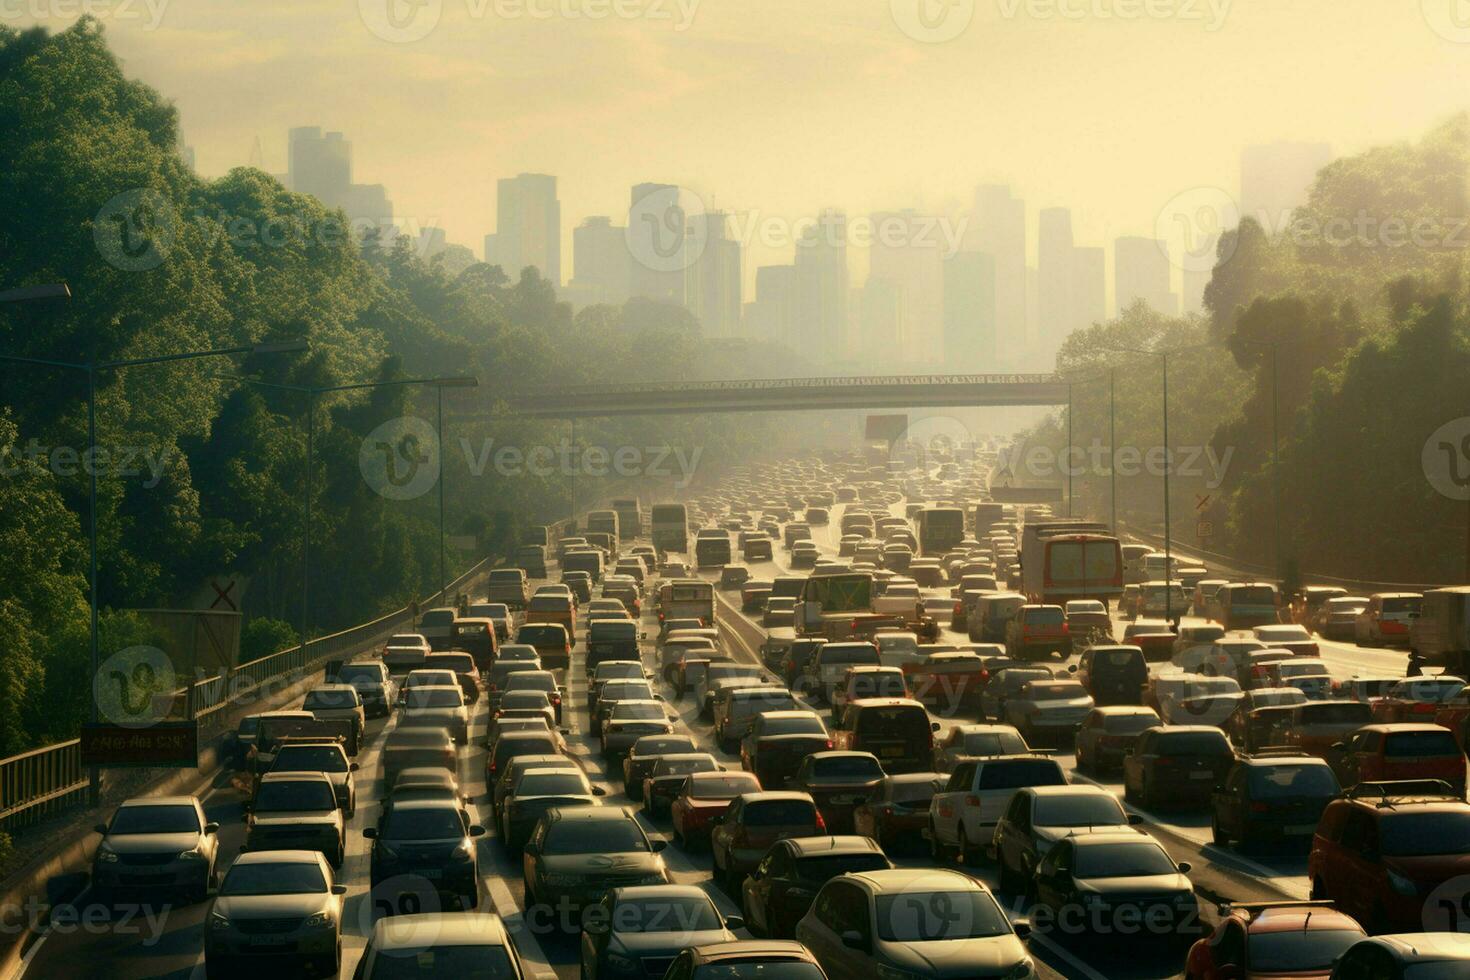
[13,493,1427,980]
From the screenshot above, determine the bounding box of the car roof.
[369,912,511,949]
[786,835,885,856]
[1363,933,1470,961]
[231,849,322,866]
[1357,723,1452,734]
[546,805,639,822]
[846,867,983,891]
[259,770,332,783]
[687,940,815,965]
[1240,905,1364,936]
[1026,784,1115,798]
[121,795,197,807]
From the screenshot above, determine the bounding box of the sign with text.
[80,721,199,768]
[1196,519,1214,541]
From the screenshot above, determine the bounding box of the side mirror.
[1177,862,1192,874]
[362,828,378,839]
[350,762,359,771]
[592,786,607,797]
[1067,664,1078,673]
[1128,814,1144,826]
[931,722,941,732]
[652,839,668,852]
[470,825,486,837]
[1011,918,1032,939]
[331,884,348,895]
[204,822,220,835]
[724,914,745,931]
[840,930,865,950]
[94,824,108,835]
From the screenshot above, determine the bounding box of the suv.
[1210,753,1340,850]
[1122,726,1235,809]
[1308,780,1470,933]
[486,568,530,609]
[1333,724,1467,793]
[831,699,939,775]
[927,755,1067,865]
[1184,901,1363,980]
[1005,604,1069,661]
[1075,644,1148,706]
[829,665,908,723]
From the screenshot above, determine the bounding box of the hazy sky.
[15,0,1470,293]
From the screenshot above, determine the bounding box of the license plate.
[417,868,443,880]
[1286,824,1316,835]
[1190,772,1213,780]
[249,936,290,946]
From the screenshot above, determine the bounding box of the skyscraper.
[1037,207,1075,356]
[943,251,996,369]
[1114,236,1176,316]
[859,277,905,353]
[1070,246,1106,332]
[870,209,944,362]
[793,209,849,358]
[686,211,742,336]
[496,173,561,285]
[970,185,1027,347]
[627,182,689,306]
[286,126,393,229]
[746,265,797,345]
[568,216,629,306]
[1240,141,1333,231]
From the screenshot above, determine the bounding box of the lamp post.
[218,373,478,647]
[0,335,306,802]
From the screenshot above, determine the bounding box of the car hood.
[884,935,1029,977]
[542,852,666,877]
[1035,824,1134,850]
[212,894,332,920]
[104,832,201,855]
[1077,873,1193,896]
[1030,698,1094,712]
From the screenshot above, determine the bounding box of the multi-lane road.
[14,497,1418,980]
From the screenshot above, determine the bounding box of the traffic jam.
[52,448,1470,980]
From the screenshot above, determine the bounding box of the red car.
[670,771,761,850]
[850,773,944,853]
[1183,900,1364,979]
[1334,724,1467,793]
[1370,676,1468,724]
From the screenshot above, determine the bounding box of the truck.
[694,529,733,569]
[611,498,642,540]
[658,579,716,628]
[794,572,905,642]
[914,507,966,556]
[1019,520,1124,606]
[651,502,689,554]
[1410,586,1470,676]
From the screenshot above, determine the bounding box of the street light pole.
[1066,383,1074,518]
[1109,368,1117,535]
[1161,351,1172,625]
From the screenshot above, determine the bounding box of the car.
[329,661,395,719]
[719,565,752,589]
[92,795,220,903]
[791,751,885,834]
[1122,725,1236,809]
[740,836,892,940]
[504,669,565,724]
[384,727,456,788]
[1210,753,1341,850]
[831,698,938,774]
[741,710,832,788]
[522,807,670,922]
[354,911,532,978]
[422,651,483,702]
[644,753,722,816]
[486,729,568,787]
[796,868,1034,980]
[581,885,743,980]
[829,666,909,725]
[1252,623,1320,657]
[1320,596,1371,641]
[931,723,1029,772]
[622,733,700,796]
[1260,658,1334,699]
[1223,687,1307,745]
[517,622,573,669]
[1074,644,1148,707]
[992,784,1142,891]
[500,766,605,852]
[1283,700,1376,758]
[244,771,345,867]
[1030,832,1201,943]
[267,740,359,816]
[401,684,470,745]
[850,773,945,853]
[496,689,558,730]
[670,771,764,850]
[978,666,1053,722]
[1002,679,1095,747]
[1074,705,1162,774]
[1354,592,1422,648]
[204,850,345,976]
[1308,780,1470,933]
[1333,724,1467,793]
[660,941,830,980]
[710,791,825,890]
[491,753,580,822]
[1005,604,1070,661]
[1183,900,1365,980]
[363,799,484,910]
[1370,676,1469,724]
[602,700,677,760]
[1329,933,1470,979]
[763,596,797,627]
[715,686,804,752]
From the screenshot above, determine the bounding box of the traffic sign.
[80,721,198,768]
[1196,519,1214,540]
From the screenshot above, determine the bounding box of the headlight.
[177,848,206,861]
[209,912,231,931]
[1388,869,1418,896]
[1006,958,1035,979]
[301,911,333,930]
[453,840,475,861]
[96,845,119,864]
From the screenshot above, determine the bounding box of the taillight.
[965,794,980,806]
[953,601,964,615]
[814,811,827,833]
[825,739,834,749]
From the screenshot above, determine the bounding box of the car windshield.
[611,896,722,933]
[543,819,649,854]
[1379,811,1470,856]
[255,780,338,812]
[962,732,1028,755]
[382,807,465,841]
[762,716,826,736]
[220,863,326,896]
[406,689,463,708]
[795,853,891,882]
[635,737,696,756]
[1102,714,1158,734]
[1074,841,1178,878]
[273,747,348,772]
[689,775,759,798]
[1249,765,1339,799]
[744,801,817,826]
[655,757,718,777]
[1024,607,1065,625]
[874,890,1011,942]
[1033,794,1126,827]
[978,760,1062,790]
[1247,930,1364,972]
[853,707,928,737]
[109,805,199,835]
[516,773,588,795]
[519,626,566,644]
[811,757,884,781]
[1384,730,1462,757]
[367,945,517,979]
[334,666,382,685]
[613,703,665,721]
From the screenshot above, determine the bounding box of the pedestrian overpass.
[503,374,1069,418]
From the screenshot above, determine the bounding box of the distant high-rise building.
[1240,141,1333,231]
[1037,207,1075,355]
[1182,265,1211,314]
[569,216,629,306]
[627,183,689,306]
[686,211,742,336]
[943,251,996,369]
[1114,236,1175,316]
[747,265,798,345]
[1070,246,1106,332]
[482,233,498,266]
[859,277,905,353]
[286,126,393,230]
[793,209,849,359]
[970,184,1027,347]
[870,209,944,362]
[496,173,561,285]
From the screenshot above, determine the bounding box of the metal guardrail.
[508,373,1062,397]
[0,554,497,833]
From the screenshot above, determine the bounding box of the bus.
[914,507,966,556]
[651,503,689,553]
[1020,524,1124,606]
[586,510,620,540]
[694,529,732,568]
[611,498,642,540]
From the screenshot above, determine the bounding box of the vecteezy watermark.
[1421,0,1470,44]
[995,0,1231,30]
[1000,438,1236,489]
[357,0,699,43]
[460,438,704,488]
[1423,417,1470,502]
[0,0,169,30]
[360,416,441,502]
[1423,876,1470,933]
[889,415,978,469]
[1012,893,1204,941]
[93,189,178,273]
[1155,186,1239,274]
[0,895,169,942]
[890,0,977,43]
[94,646,177,729]
[0,440,172,488]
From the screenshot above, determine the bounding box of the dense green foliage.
[0,20,786,755]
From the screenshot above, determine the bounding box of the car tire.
[1210,815,1228,847]
[998,850,1019,893]
[958,828,978,868]
[928,822,948,861]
